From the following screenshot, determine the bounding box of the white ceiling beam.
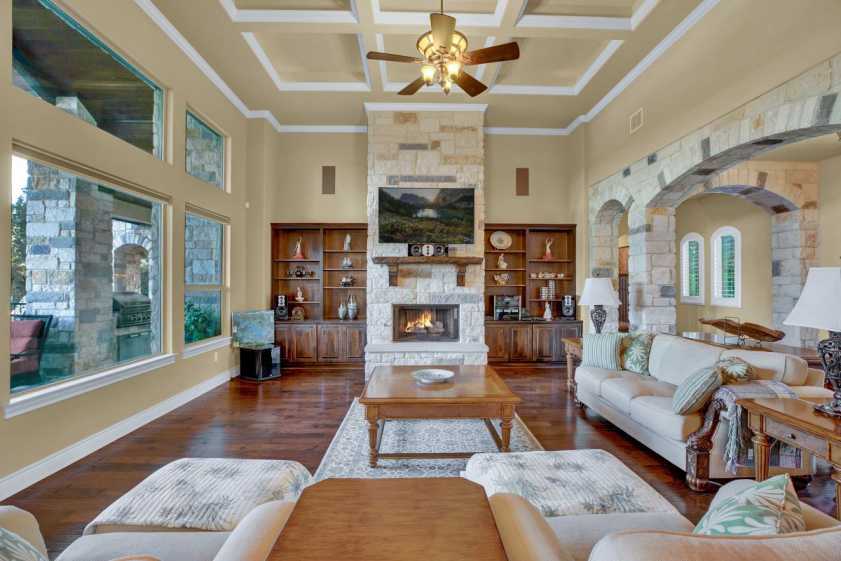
[365,102,488,112]
[218,0,358,23]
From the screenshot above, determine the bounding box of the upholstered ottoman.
[463,449,678,518]
[84,458,311,534]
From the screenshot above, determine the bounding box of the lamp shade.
[579,277,621,307]
[784,267,841,332]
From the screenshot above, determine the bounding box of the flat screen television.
[378,187,475,244]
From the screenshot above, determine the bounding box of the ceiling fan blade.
[398,77,426,96]
[367,51,421,63]
[455,72,488,97]
[463,42,520,65]
[430,13,456,51]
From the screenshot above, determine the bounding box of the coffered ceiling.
[137,0,717,133]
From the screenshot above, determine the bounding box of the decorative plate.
[412,368,455,385]
[489,231,513,250]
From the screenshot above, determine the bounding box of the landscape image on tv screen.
[378,187,475,244]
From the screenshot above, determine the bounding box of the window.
[184,213,225,344]
[186,112,225,189]
[712,226,741,307]
[680,233,704,304]
[12,0,164,157]
[9,155,163,394]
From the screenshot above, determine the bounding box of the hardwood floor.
[7,365,835,558]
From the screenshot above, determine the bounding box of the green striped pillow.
[581,333,623,370]
[672,366,722,414]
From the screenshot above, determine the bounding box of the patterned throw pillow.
[581,333,623,370]
[693,474,806,536]
[621,333,655,375]
[0,527,47,561]
[672,366,722,415]
[716,356,753,384]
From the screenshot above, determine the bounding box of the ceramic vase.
[338,302,348,320]
[543,301,553,321]
[347,294,358,320]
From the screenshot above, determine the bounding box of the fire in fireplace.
[393,304,459,342]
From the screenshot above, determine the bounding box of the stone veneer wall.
[186,112,225,189]
[365,110,487,378]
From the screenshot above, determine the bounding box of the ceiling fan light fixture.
[442,79,452,95]
[446,60,462,80]
[421,64,437,85]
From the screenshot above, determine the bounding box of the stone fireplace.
[393,304,459,343]
[364,106,488,378]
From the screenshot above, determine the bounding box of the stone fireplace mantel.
[372,256,484,287]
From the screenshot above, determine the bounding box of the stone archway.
[590,198,633,332]
[589,51,841,336]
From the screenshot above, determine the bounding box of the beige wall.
[675,194,772,334]
[0,0,252,482]
[819,154,841,268]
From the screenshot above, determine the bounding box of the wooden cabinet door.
[275,324,294,362]
[344,325,366,362]
[558,322,584,364]
[317,324,343,362]
[509,325,533,361]
[485,325,510,362]
[292,324,317,362]
[532,324,557,362]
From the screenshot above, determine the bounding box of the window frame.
[711,226,742,308]
[680,233,705,305]
[183,208,229,350]
[185,109,227,191]
[13,0,166,159]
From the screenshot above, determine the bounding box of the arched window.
[712,226,741,307]
[680,233,704,304]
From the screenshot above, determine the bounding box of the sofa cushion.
[600,373,676,414]
[54,532,229,561]
[672,367,722,415]
[648,335,722,386]
[0,527,46,561]
[212,501,295,561]
[574,366,623,396]
[790,385,834,399]
[629,396,703,441]
[720,349,808,386]
[488,494,572,561]
[546,512,693,561]
[621,333,655,376]
[581,334,623,370]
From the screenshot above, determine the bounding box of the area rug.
[314,398,544,480]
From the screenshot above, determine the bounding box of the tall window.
[184,213,225,344]
[712,226,741,307]
[12,0,164,157]
[680,233,704,304]
[10,155,163,394]
[186,112,225,189]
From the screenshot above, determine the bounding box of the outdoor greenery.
[184,299,221,344]
[10,195,27,309]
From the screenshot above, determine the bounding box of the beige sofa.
[574,334,831,490]
[0,499,295,561]
[491,478,841,561]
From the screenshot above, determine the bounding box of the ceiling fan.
[366,1,520,97]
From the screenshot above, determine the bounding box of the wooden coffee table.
[268,478,508,561]
[360,365,521,467]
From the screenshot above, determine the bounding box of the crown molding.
[485,127,568,136]
[516,0,658,30]
[277,125,368,133]
[218,0,358,23]
[364,102,488,113]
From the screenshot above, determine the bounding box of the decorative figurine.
[493,273,510,286]
[293,237,305,259]
[543,238,554,260]
[341,256,354,269]
[543,301,553,321]
[340,274,355,287]
[291,306,305,321]
[338,302,348,320]
[497,253,508,269]
[343,233,352,252]
[295,286,305,302]
[347,294,358,320]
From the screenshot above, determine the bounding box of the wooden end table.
[742,397,841,519]
[269,478,508,561]
[562,336,582,394]
[359,365,521,467]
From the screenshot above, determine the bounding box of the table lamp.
[784,267,841,417]
[580,278,621,334]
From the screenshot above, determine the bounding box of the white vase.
[338,302,348,320]
[543,301,553,321]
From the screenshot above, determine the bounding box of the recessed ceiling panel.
[524,0,638,17]
[379,0,498,14]
[254,32,366,83]
[495,37,607,86]
[234,0,351,9]
[381,34,490,82]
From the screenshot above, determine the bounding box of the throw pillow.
[672,366,722,415]
[716,356,753,384]
[693,474,806,536]
[621,333,655,375]
[0,528,47,561]
[581,333,623,370]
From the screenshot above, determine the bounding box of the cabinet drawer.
[765,419,827,458]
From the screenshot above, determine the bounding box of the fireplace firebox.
[393,304,459,342]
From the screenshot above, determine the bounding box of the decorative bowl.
[412,368,455,385]
[490,231,513,250]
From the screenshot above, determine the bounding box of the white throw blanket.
[84,458,312,534]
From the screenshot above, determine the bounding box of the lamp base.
[591,305,607,334]
[815,331,841,418]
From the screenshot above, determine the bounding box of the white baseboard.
[0,367,239,501]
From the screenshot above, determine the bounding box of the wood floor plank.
[5,366,834,558]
